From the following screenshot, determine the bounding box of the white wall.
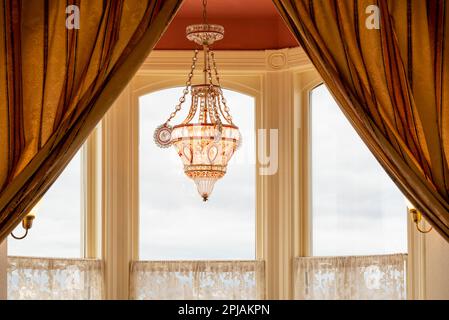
[424,229,449,299]
[0,240,6,300]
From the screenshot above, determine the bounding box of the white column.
[261,50,320,300]
[0,240,7,300]
[261,50,296,300]
[102,84,138,299]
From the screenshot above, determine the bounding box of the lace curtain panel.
[130,260,265,300]
[294,254,407,300]
[7,256,103,300]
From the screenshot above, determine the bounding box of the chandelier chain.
[205,48,222,126]
[165,49,199,124]
[202,0,208,25]
[210,51,233,124]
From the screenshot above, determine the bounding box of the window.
[8,150,83,258]
[6,139,104,301]
[311,84,407,256]
[139,87,256,260]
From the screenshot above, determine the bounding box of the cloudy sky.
[311,84,407,256]
[9,152,81,257]
[8,85,407,259]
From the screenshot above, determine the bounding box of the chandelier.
[154,0,241,201]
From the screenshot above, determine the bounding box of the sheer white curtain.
[294,254,407,300]
[7,256,103,300]
[130,260,265,300]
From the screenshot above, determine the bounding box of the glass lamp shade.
[171,123,241,201]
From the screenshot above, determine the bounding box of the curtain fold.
[8,256,103,300]
[294,254,407,300]
[273,0,449,241]
[0,0,183,242]
[130,260,266,300]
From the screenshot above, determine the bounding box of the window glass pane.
[8,151,82,258]
[311,84,407,256]
[139,88,255,260]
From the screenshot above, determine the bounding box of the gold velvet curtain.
[0,0,182,242]
[273,0,449,240]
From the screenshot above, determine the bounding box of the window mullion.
[82,127,101,259]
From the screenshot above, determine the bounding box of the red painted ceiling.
[155,0,299,50]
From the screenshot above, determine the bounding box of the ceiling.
[155,0,299,50]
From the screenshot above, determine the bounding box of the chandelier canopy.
[154,0,241,201]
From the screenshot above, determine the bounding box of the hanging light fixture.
[154,0,241,201]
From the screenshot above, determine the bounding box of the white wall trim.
[141,48,313,74]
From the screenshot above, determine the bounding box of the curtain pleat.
[273,0,449,241]
[0,0,183,242]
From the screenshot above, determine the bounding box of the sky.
[311,84,407,256]
[8,152,82,258]
[7,85,407,259]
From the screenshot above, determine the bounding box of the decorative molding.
[266,52,287,70]
[140,47,313,74]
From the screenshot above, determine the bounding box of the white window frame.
[0,130,101,299]
[304,82,425,300]
[3,132,100,260]
[81,127,102,259]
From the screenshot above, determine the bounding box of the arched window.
[139,87,256,260]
